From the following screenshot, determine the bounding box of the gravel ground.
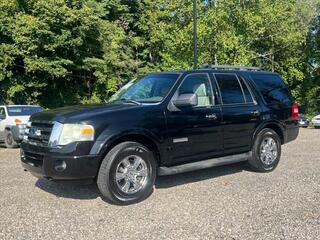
[0,128,319,240]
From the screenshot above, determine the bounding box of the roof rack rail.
[199,64,261,71]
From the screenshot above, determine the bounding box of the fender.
[4,125,13,131]
[4,125,24,143]
[89,127,163,156]
[5,124,25,142]
[251,119,285,147]
[0,125,13,141]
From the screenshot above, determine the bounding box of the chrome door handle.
[252,110,260,117]
[206,114,217,120]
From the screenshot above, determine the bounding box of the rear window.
[250,74,292,104]
[7,106,43,116]
[215,74,245,104]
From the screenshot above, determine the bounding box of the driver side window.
[178,74,214,107]
[0,108,6,119]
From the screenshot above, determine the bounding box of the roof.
[149,65,277,75]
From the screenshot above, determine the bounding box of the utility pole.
[214,0,217,65]
[193,0,198,69]
[271,35,275,72]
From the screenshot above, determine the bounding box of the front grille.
[22,151,44,167]
[25,120,54,147]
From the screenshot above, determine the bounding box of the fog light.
[20,149,25,160]
[54,160,67,172]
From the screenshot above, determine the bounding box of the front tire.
[97,141,157,205]
[248,128,281,172]
[5,130,18,148]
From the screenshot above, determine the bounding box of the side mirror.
[0,114,5,120]
[172,93,198,108]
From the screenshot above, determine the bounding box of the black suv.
[21,65,299,204]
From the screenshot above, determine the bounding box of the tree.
[0,0,319,112]
[303,7,320,115]
[0,0,138,107]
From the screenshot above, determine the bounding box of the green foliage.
[0,0,319,113]
[0,0,139,107]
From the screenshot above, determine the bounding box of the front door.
[166,73,223,165]
[214,73,261,155]
[0,107,7,141]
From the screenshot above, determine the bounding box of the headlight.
[49,122,95,147]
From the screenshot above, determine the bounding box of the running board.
[158,151,252,176]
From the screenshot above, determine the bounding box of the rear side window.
[250,74,292,104]
[215,74,245,104]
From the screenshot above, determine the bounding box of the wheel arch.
[92,130,163,167]
[4,125,13,131]
[252,121,285,146]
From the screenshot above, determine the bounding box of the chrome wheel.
[115,155,148,194]
[260,137,278,165]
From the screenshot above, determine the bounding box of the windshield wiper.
[119,98,142,105]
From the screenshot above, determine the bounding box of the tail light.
[291,104,299,120]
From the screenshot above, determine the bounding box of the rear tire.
[5,130,18,148]
[97,141,157,205]
[248,128,281,172]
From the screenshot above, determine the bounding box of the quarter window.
[178,74,214,107]
[250,74,291,104]
[215,74,245,104]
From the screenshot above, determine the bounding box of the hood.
[6,115,30,125]
[30,103,139,123]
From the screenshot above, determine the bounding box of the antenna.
[193,0,198,69]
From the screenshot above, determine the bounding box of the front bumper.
[20,141,101,181]
[312,121,320,127]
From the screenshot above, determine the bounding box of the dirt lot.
[0,128,319,240]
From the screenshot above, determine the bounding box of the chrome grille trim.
[24,120,54,147]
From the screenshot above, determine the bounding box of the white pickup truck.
[0,105,43,148]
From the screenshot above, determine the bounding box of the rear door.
[214,73,261,155]
[166,73,223,165]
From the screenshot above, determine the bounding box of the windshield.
[109,73,180,103]
[7,106,43,116]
